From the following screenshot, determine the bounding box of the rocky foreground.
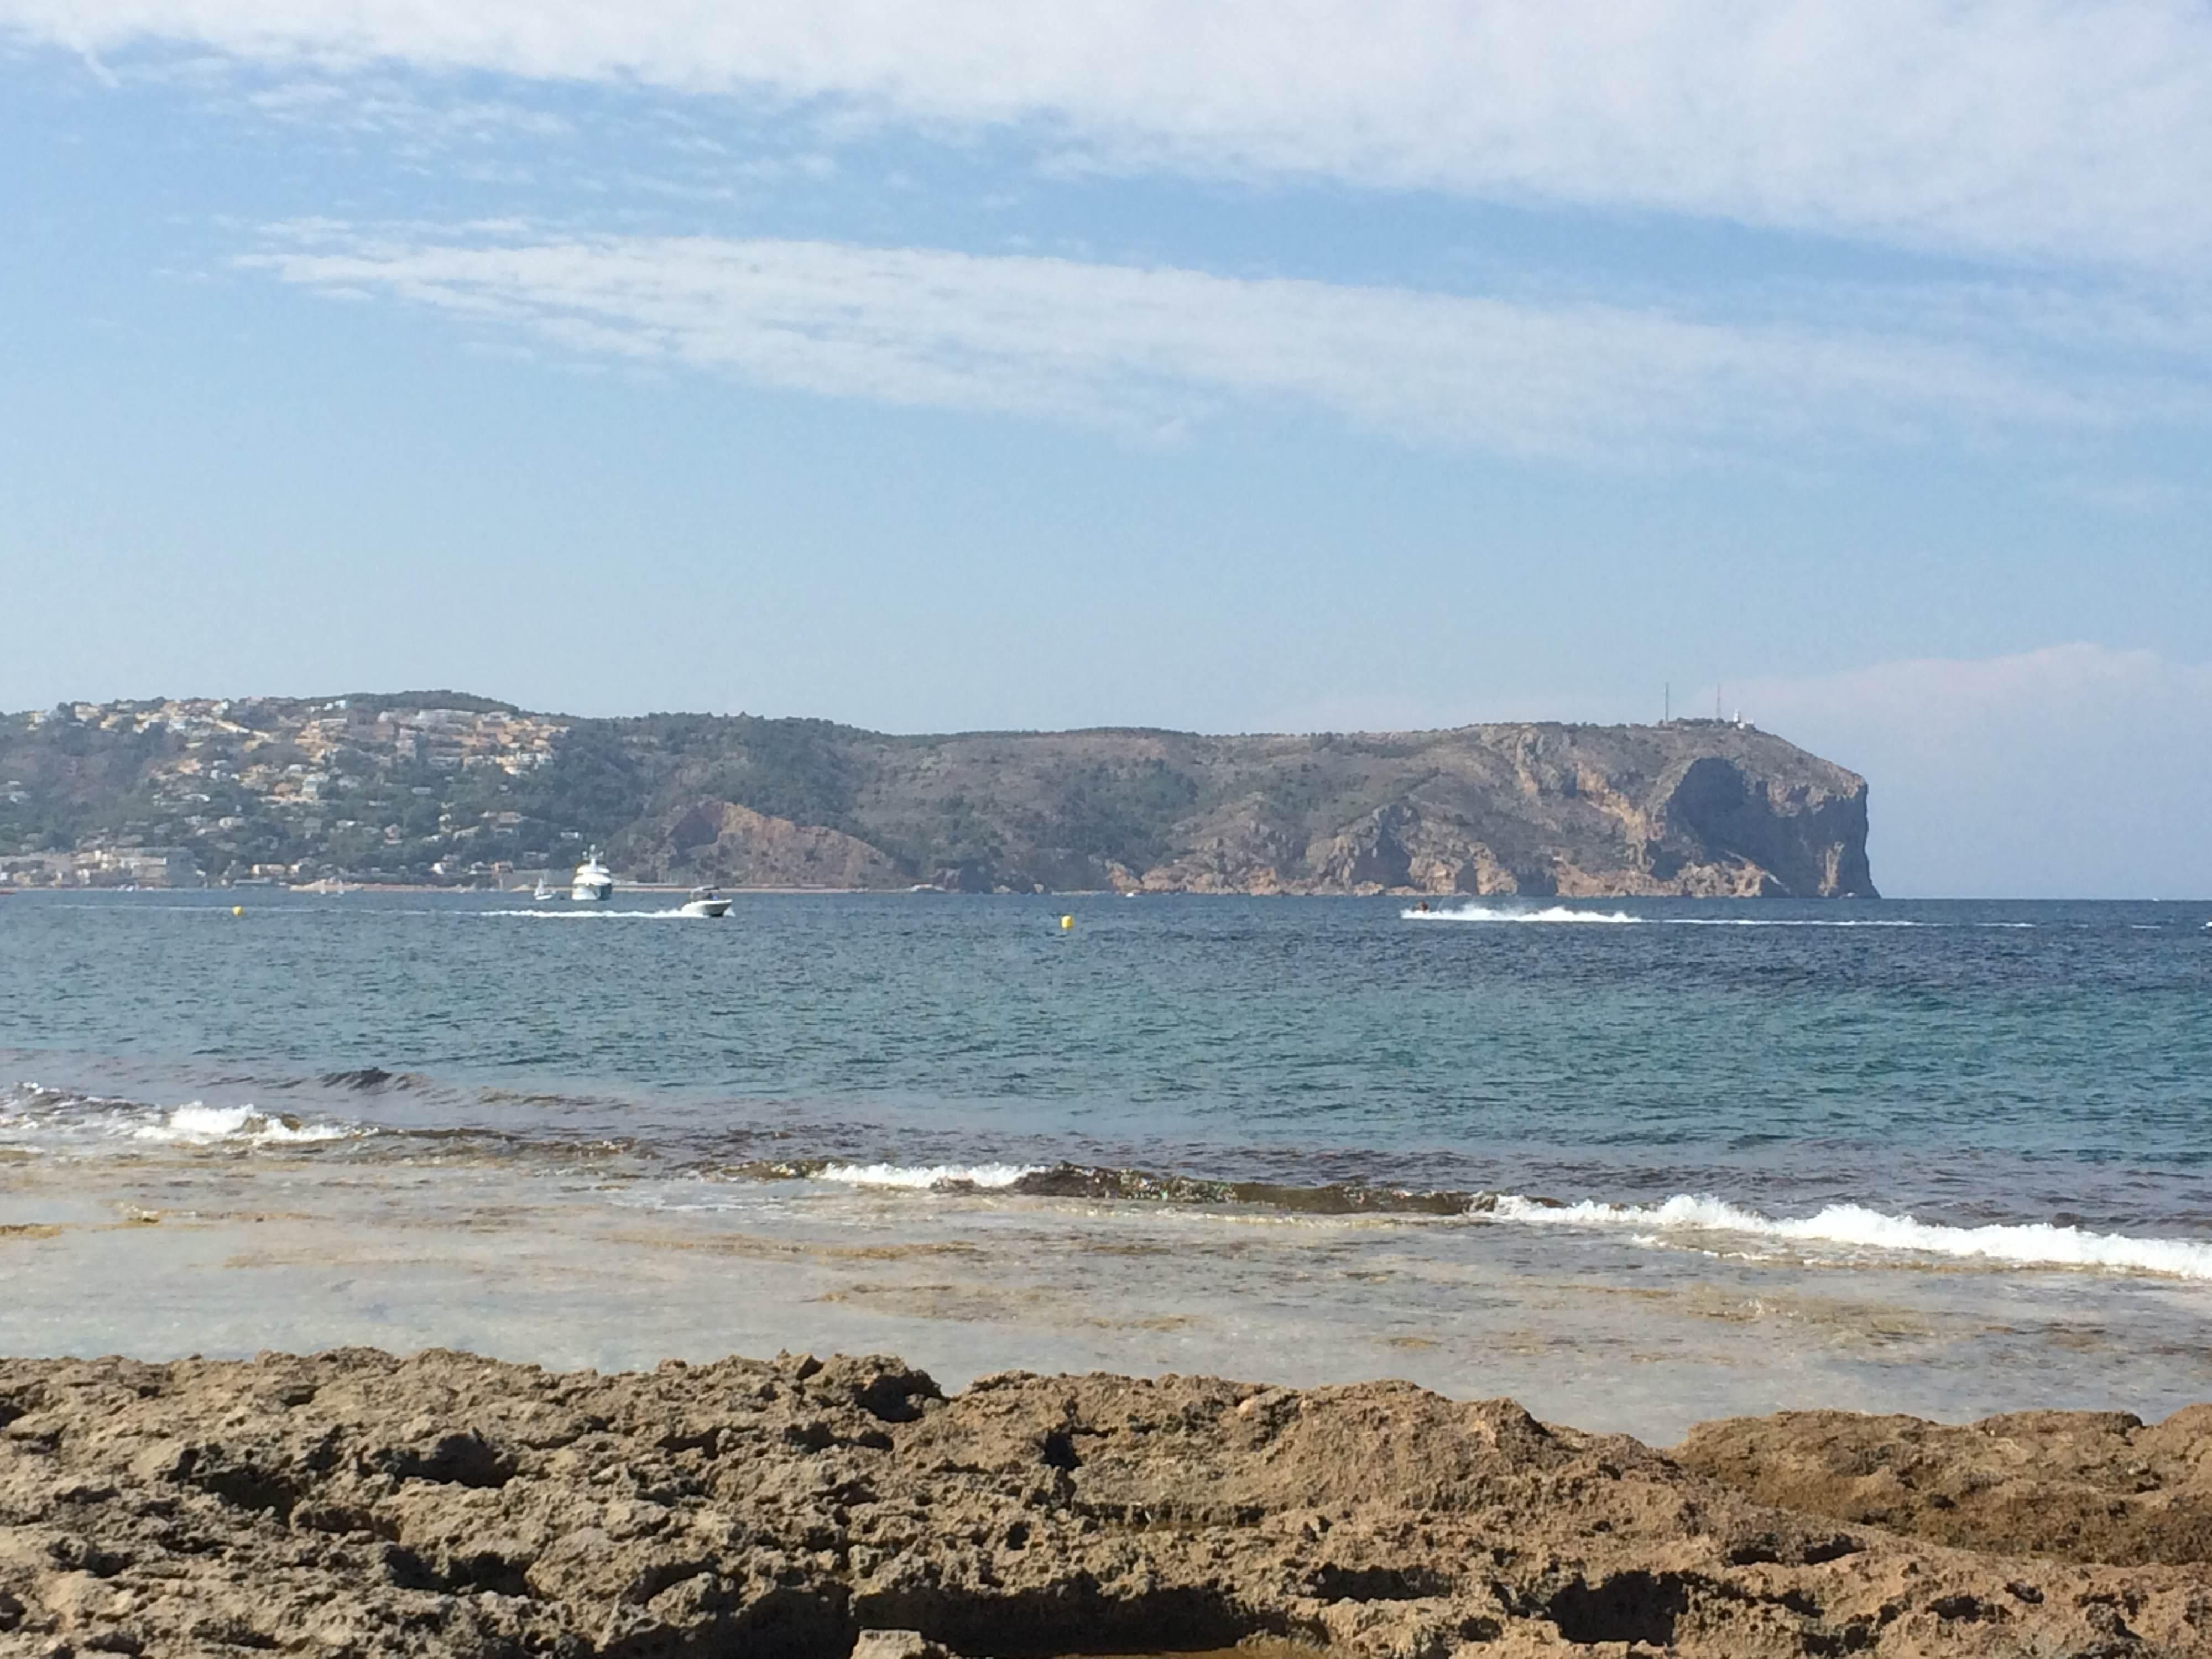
[3,1351,2208,1657]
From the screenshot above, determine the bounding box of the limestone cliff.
[836,719,1875,898]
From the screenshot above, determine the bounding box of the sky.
[2,2,2207,896]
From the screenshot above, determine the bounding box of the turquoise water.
[3,889,2209,1436]
[5,890,2208,1223]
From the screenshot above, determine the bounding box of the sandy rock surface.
[2,1349,2208,1657]
[1678,1406,2212,1569]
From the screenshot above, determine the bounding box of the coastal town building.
[0,848,203,888]
[1,697,570,888]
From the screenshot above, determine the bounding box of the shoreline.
[8,1142,2208,1448]
[8,1059,2211,1452]
[3,1345,2208,1657]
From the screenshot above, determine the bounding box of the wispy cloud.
[1742,644,2212,749]
[15,1,2212,273]
[239,226,2200,462]
[238,76,568,144]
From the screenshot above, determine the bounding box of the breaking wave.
[1489,1192,2212,1280]
[132,1103,354,1145]
[815,1161,1039,1190]
[715,1164,2212,1280]
[1,1083,361,1151]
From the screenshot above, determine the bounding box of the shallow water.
[2,889,2208,1439]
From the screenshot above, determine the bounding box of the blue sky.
[3,2,2208,895]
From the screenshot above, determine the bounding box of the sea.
[3,889,2208,1442]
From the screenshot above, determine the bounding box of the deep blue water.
[3,889,2207,1233]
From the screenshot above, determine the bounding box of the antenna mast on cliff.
[1663,683,1670,723]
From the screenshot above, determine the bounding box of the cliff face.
[821,720,1876,898]
[0,699,1874,897]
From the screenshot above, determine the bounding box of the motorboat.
[679,885,730,919]
[570,849,614,902]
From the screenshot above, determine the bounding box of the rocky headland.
[5,1349,2206,1657]
[568,719,1878,898]
[3,698,1875,897]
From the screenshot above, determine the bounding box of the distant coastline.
[1,694,1876,899]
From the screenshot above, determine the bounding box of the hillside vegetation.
[0,697,1874,896]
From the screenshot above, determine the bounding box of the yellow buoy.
[1060,914,1073,931]
[231,905,243,916]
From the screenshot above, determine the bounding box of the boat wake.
[1402,906,2016,928]
[479,908,711,921]
[1404,905,1641,924]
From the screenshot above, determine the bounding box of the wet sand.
[4,1145,2210,1446]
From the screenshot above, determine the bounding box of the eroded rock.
[1677,1404,2212,1567]
[2,1350,2208,1657]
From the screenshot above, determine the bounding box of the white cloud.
[14,1,2212,272]
[1734,645,2212,898]
[238,77,569,144]
[239,227,2193,462]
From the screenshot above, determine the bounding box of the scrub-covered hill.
[0,697,1873,896]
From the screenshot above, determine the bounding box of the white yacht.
[678,885,730,919]
[570,849,614,902]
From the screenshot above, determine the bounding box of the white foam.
[1490,1192,2212,1281]
[130,1102,352,1146]
[1664,917,1941,928]
[1404,905,1641,924]
[1402,907,1977,928]
[815,1161,1038,1190]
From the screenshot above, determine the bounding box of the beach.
[12,0,2208,1644]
